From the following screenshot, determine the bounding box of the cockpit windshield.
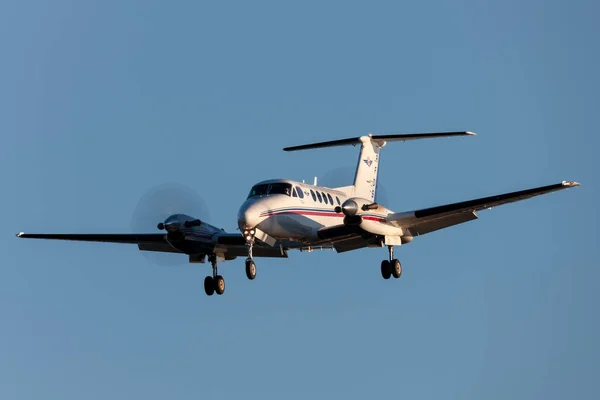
[247,182,293,199]
[267,183,292,196]
[247,184,268,198]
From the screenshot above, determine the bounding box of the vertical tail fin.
[353,136,382,202]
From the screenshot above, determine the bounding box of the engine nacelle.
[335,197,406,238]
[336,197,377,217]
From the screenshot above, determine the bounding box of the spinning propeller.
[131,182,210,266]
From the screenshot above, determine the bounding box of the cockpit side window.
[296,187,304,199]
[267,182,292,196]
[316,191,322,203]
[310,190,316,202]
[247,184,268,198]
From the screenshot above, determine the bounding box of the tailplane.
[284,131,475,202]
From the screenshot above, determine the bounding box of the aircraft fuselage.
[237,179,401,245]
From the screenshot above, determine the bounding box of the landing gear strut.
[204,255,225,296]
[244,235,257,280]
[381,245,402,280]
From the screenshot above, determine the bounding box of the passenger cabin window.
[322,192,328,204]
[310,190,317,202]
[296,187,304,199]
[327,193,334,204]
[247,183,292,198]
[316,191,322,203]
[292,188,298,197]
[336,196,340,205]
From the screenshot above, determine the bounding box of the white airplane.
[17,132,580,296]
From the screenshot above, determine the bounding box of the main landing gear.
[381,245,402,280]
[204,239,258,296]
[204,255,225,296]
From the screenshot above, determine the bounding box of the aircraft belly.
[260,213,340,240]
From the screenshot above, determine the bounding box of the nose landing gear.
[243,229,257,281]
[245,258,256,280]
[381,245,402,280]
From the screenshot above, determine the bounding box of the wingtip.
[562,181,581,187]
[16,232,24,237]
[466,131,476,136]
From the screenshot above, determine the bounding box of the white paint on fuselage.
[237,179,402,244]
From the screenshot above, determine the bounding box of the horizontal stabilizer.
[283,131,475,151]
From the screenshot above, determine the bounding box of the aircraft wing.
[387,181,580,236]
[16,231,288,258]
[16,233,169,245]
[16,233,186,253]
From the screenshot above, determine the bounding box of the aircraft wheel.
[245,258,257,280]
[391,259,402,278]
[204,276,215,296]
[381,260,392,280]
[214,275,225,295]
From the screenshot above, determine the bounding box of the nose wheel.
[243,231,258,281]
[204,255,226,296]
[245,258,257,280]
[381,246,402,280]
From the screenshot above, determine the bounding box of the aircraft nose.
[237,201,262,231]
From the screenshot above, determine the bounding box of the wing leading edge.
[15,232,182,253]
[16,233,167,244]
[15,232,288,258]
[387,181,580,236]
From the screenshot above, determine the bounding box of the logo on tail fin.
[363,156,373,167]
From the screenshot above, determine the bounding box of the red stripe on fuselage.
[261,210,387,223]
[261,210,342,218]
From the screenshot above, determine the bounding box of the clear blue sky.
[2,1,598,399]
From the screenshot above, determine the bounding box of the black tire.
[392,259,402,278]
[214,275,225,295]
[245,258,257,280]
[381,260,392,279]
[204,276,215,296]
